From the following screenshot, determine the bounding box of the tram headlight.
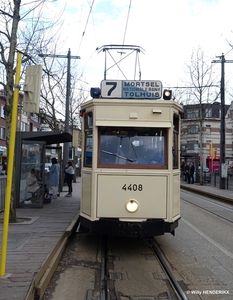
[126,199,139,213]
[163,89,172,100]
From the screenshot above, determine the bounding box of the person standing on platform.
[185,162,190,183]
[49,158,60,199]
[190,162,195,184]
[64,161,74,197]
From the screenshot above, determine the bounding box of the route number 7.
[106,82,117,96]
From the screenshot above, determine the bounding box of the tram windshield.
[98,126,167,168]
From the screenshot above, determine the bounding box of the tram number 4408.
[122,184,143,191]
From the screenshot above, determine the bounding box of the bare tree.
[0,0,66,221]
[185,47,220,184]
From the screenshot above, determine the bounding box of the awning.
[17,131,72,145]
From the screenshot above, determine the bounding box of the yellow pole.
[0,52,22,276]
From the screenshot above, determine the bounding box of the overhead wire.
[117,0,133,79]
[77,0,95,56]
[74,0,97,82]
[122,0,132,46]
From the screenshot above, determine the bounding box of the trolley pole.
[212,54,233,189]
[39,50,80,181]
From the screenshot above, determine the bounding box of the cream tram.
[79,79,183,237]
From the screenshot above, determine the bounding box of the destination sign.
[101,80,162,99]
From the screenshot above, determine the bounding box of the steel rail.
[144,239,189,300]
[181,194,233,224]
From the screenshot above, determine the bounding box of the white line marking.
[181,217,233,259]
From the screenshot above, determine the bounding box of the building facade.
[0,90,81,165]
[181,102,233,171]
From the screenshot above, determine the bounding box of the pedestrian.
[185,162,190,183]
[64,161,74,197]
[181,161,185,180]
[26,168,42,203]
[49,158,60,199]
[190,162,195,184]
[26,168,41,191]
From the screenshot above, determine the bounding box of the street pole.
[39,50,80,184]
[63,49,71,173]
[1,52,22,276]
[220,54,225,189]
[212,54,233,189]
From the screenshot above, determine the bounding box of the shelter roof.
[17,131,72,145]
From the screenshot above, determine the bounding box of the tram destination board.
[101,80,162,99]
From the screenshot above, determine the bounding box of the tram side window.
[84,112,93,167]
[173,114,179,169]
[98,126,167,168]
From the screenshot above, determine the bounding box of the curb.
[25,213,80,300]
[181,185,233,204]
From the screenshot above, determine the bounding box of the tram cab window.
[83,112,93,167]
[173,114,179,169]
[98,127,167,168]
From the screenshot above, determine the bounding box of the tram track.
[93,235,191,300]
[145,238,188,300]
[40,228,208,300]
[181,190,233,224]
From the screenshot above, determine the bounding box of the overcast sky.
[47,0,233,103]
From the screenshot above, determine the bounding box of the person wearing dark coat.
[190,162,195,184]
[64,161,74,197]
[181,161,185,180]
[184,162,190,183]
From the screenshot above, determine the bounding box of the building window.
[31,113,39,122]
[0,106,4,118]
[0,127,5,139]
[21,121,28,132]
[205,108,212,118]
[187,125,199,134]
[187,109,199,119]
[206,124,211,134]
[187,140,198,150]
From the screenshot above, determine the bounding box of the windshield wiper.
[101,150,134,162]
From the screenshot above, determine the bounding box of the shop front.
[206,154,220,172]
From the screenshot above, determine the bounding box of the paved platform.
[0,178,81,300]
[180,181,233,203]
[0,178,232,300]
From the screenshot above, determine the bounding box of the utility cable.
[77,0,95,55]
[117,0,132,78]
[122,0,132,46]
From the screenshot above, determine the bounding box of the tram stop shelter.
[14,131,72,208]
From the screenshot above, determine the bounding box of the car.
[195,167,211,183]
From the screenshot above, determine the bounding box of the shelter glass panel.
[19,142,44,207]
